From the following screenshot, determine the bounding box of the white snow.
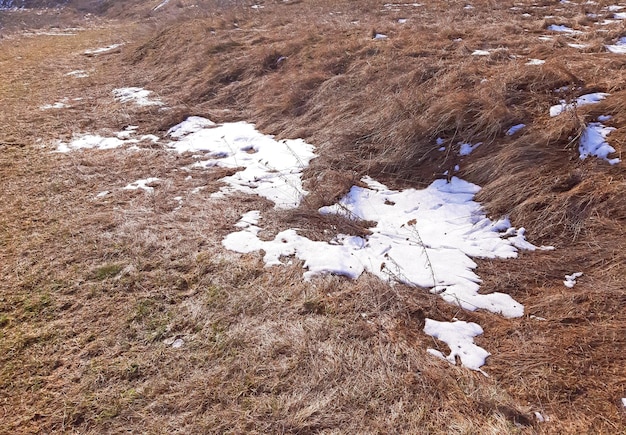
[525,58,545,65]
[579,122,620,164]
[622,398,626,407]
[116,126,139,139]
[614,12,626,18]
[84,43,123,56]
[235,210,261,228]
[547,24,582,34]
[398,18,408,23]
[568,43,589,49]
[123,177,160,192]
[424,318,490,372]
[56,134,126,152]
[167,117,317,209]
[471,49,490,56]
[563,272,583,288]
[96,191,110,198]
[224,176,550,317]
[373,33,388,40]
[459,142,482,156]
[55,127,159,153]
[607,5,625,11]
[168,116,216,138]
[171,338,184,348]
[40,101,69,110]
[66,70,89,78]
[113,87,164,106]
[549,93,609,117]
[606,37,626,53]
[506,124,526,135]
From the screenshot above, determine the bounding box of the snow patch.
[579,122,620,164]
[606,36,626,53]
[424,318,490,372]
[123,177,160,192]
[66,70,88,78]
[506,124,526,135]
[526,58,545,65]
[40,100,69,110]
[84,43,123,56]
[550,93,609,117]
[113,87,163,106]
[56,134,126,152]
[223,176,551,317]
[55,128,159,153]
[547,24,582,34]
[167,117,317,209]
[563,272,583,288]
[459,142,482,156]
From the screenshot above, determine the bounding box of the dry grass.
[1,0,625,433]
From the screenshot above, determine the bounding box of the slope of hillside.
[0,0,624,433]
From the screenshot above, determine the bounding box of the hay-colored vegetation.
[1,0,625,433]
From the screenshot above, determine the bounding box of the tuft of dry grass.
[1,0,625,433]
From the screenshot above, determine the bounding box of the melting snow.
[224,176,551,317]
[424,319,490,373]
[55,128,159,153]
[40,100,69,110]
[563,272,583,288]
[614,12,626,18]
[123,177,160,192]
[56,135,126,152]
[84,43,123,56]
[606,36,626,53]
[373,33,388,40]
[471,49,490,56]
[167,117,317,209]
[547,24,582,34]
[579,121,620,164]
[66,70,89,78]
[549,92,609,117]
[459,142,482,156]
[113,87,164,106]
[506,124,526,135]
[525,58,545,65]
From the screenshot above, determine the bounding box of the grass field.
[1,0,625,433]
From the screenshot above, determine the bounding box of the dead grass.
[1,0,625,433]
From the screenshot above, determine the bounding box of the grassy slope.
[1,0,625,433]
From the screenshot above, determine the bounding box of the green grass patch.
[91,263,123,281]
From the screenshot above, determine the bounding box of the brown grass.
[1,0,625,433]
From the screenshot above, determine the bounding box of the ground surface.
[1,1,625,433]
